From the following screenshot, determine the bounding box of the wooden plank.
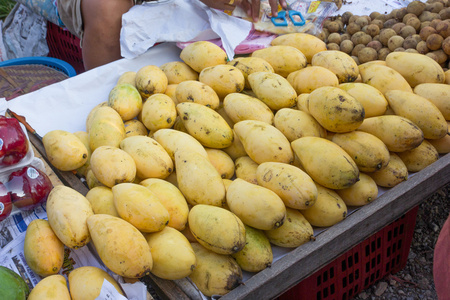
[221,153,450,300]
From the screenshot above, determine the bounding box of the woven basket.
[0,64,68,100]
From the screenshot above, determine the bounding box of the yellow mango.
[248,72,297,110]
[90,146,136,188]
[331,131,390,173]
[368,152,408,188]
[227,56,274,89]
[231,225,273,273]
[189,243,243,297]
[234,120,294,164]
[414,83,450,120]
[135,65,168,98]
[112,183,169,233]
[308,86,365,133]
[287,66,339,94]
[85,169,105,189]
[222,130,247,161]
[205,148,235,179]
[311,50,359,83]
[46,185,94,249]
[264,208,314,247]
[28,275,70,300]
[427,122,450,153]
[177,102,234,148]
[338,82,388,117]
[357,115,424,152]
[226,178,286,230]
[160,61,198,84]
[108,83,143,121]
[336,173,379,207]
[188,204,246,255]
[256,162,317,210]
[119,135,173,180]
[385,52,445,87]
[223,93,274,125]
[164,83,178,104]
[385,90,447,140]
[152,128,207,162]
[273,108,327,142]
[68,266,124,300]
[175,150,226,207]
[140,93,176,134]
[198,64,245,99]
[296,93,310,113]
[73,130,91,177]
[24,219,64,277]
[87,214,153,278]
[358,63,412,95]
[117,71,136,87]
[291,137,360,190]
[42,130,88,171]
[301,183,348,227]
[180,41,228,73]
[396,140,439,172]
[124,119,148,137]
[251,45,307,77]
[145,227,196,280]
[271,32,327,62]
[234,156,259,185]
[140,178,189,231]
[88,106,126,151]
[85,186,119,217]
[175,80,220,110]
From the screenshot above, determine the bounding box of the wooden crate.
[28,130,450,300]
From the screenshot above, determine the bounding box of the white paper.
[96,279,129,300]
[120,0,252,60]
[6,43,182,137]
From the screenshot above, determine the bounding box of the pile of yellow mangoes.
[26,32,450,299]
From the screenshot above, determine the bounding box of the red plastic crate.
[277,206,419,300]
[46,21,85,74]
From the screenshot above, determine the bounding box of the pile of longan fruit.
[317,0,450,68]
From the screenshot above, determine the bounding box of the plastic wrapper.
[232,0,338,36]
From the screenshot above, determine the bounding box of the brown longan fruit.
[406,17,421,32]
[407,1,426,16]
[375,14,387,22]
[346,22,361,35]
[371,19,384,30]
[419,11,440,22]
[405,48,419,53]
[352,44,366,57]
[351,56,360,65]
[416,40,430,54]
[351,31,368,45]
[342,11,353,25]
[388,36,405,51]
[327,21,341,33]
[412,34,422,43]
[367,40,383,52]
[388,9,400,20]
[355,16,369,27]
[340,40,354,54]
[396,7,408,20]
[403,36,419,49]
[420,26,438,40]
[426,52,439,62]
[420,21,431,30]
[317,30,327,42]
[425,2,444,13]
[365,24,381,37]
[348,15,359,24]
[399,25,417,38]
[327,32,341,44]
[358,47,378,64]
[402,13,418,24]
[427,33,444,50]
[327,43,340,51]
[440,7,450,19]
[430,18,443,29]
[340,33,351,41]
[436,20,450,38]
[443,36,450,55]
[384,19,399,28]
[392,22,406,34]
[394,47,406,52]
[378,48,391,60]
[432,49,448,64]
[370,11,381,20]
[379,28,397,46]
[373,34,380,42]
